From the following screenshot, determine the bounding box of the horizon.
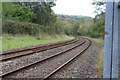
[56,14,93,18]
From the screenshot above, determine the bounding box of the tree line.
[57,14,90,20]
[2,1,105,38]
[2,2,64,35]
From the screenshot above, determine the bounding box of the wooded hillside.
[2,2,105,38]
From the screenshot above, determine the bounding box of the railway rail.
[1,38,92,79]
[0,38,78,61]
[44,38,91,79]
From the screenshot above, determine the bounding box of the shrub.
[2,19,42,36]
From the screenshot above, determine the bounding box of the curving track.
[1,37,92,79]
[0,38,78,61]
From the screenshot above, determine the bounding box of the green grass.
[88,37,104,77]
[88,37,104,46]
[0,36,2,50]
[1,34,74,50]
[94,50,104,77]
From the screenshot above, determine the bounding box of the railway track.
[0,38,78,61]
[1,38,92,79]
[44,38,91,79]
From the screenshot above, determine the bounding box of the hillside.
[57,14,91,20]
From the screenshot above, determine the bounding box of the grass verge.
[88,37,104,77]
[1,34,74,51]
[88,38,104,46]
[94,50,104,77]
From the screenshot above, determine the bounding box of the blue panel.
[112,2,119,78]
[118,1,120,78]
[104,2,114,78]
[104,1,120,78]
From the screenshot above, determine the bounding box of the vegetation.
[1,1,105,50]
[71,18,93,35]
[2,2,59,35]
[94,50,104,77]
[2,2,105,37]
[88,1,105,38]
[2,34,73,50]
[57,14,90,20]
[2,19,41,35]
[89,38,104,46]
[2,2,36,22]
[87,1,105,77]
[89,37,104,77]
[88,13,105,38]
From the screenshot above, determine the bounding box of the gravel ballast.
[2,38,102,78]
[50,40,101,78]
[2,39,84,76]
[4,39,88,78]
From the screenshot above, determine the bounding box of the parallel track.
[44,38,91,79]
[2,38,92,79]
[1,38,78,61]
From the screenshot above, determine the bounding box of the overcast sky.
[52,0,96,18]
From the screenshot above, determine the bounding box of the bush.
[2,2,36,22]
[2,19,42,36]
[88,18,105,38]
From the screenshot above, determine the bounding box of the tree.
[88,12,105,38]
[87,0,105,38]
[2,2,36,22]
[18,2,57,25]
[92,0,105,15]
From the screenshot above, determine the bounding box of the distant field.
[1,34,74,51]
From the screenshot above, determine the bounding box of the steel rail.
[1,38,78,61]
[44,38,92,79]
[1,38,77,54]
[1,38,85,78]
